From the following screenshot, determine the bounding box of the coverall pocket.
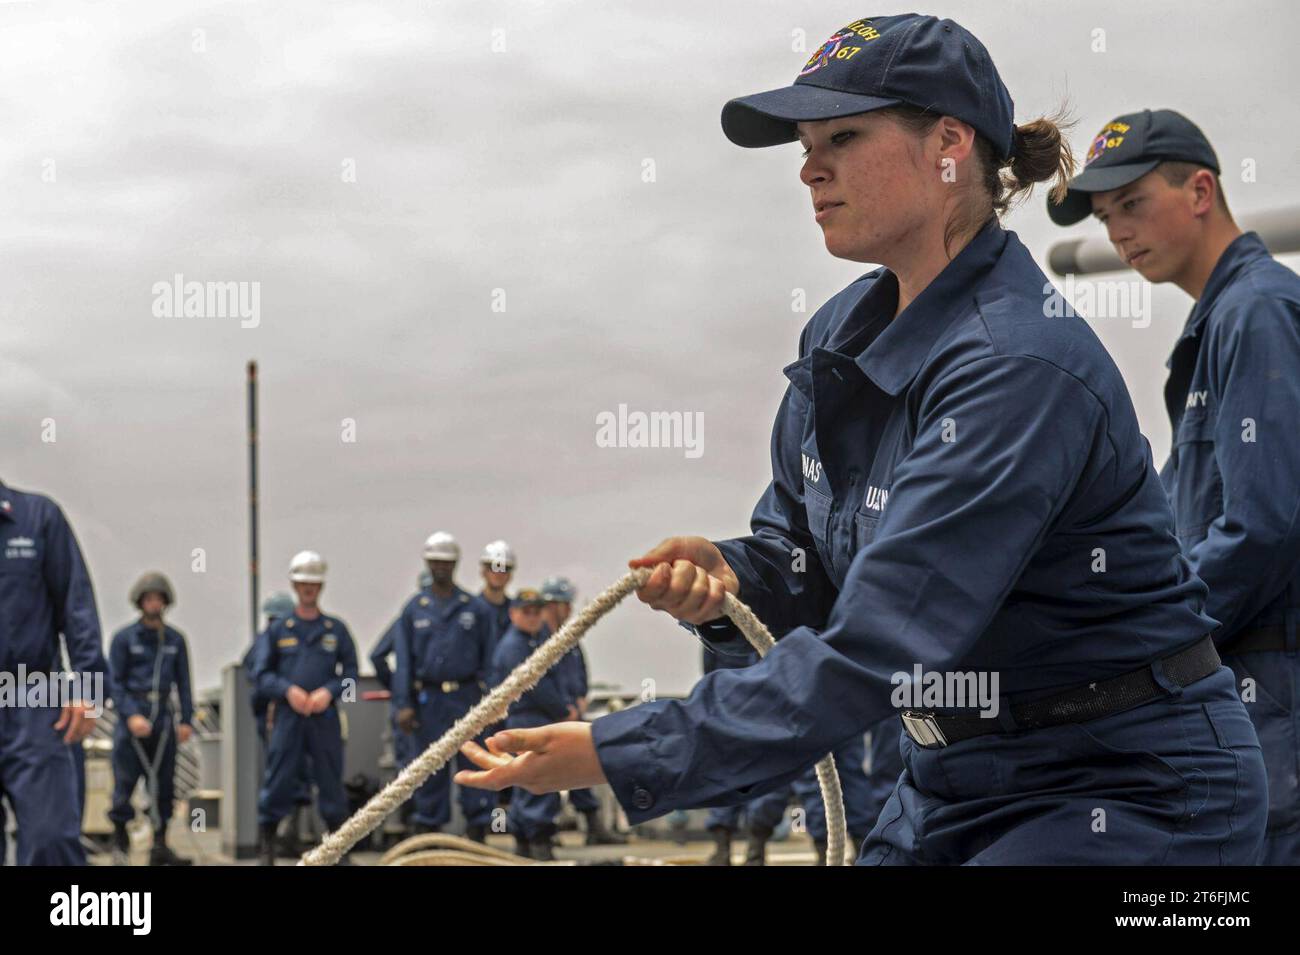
[803,484,832,557]
[1053,720,1198,824]
[1213,667,1299,831]
[1202,699,1263,751]
[1171,412,1222,543]
[853,511,879,551]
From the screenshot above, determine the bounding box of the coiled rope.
[299,567,850,866]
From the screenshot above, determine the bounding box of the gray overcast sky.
[4,0,1299,696]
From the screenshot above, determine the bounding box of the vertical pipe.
[248,360,259,641]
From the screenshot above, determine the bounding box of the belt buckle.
[901,711,948,749]
[441,680,457,693]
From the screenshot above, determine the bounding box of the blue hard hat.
[540,575,577,603]
[261,591,295,621]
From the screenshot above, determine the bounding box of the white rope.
[299,567,850,866]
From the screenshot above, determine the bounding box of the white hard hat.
[422,531,460,562]
[480,539,516,570]
[288,550,327,583]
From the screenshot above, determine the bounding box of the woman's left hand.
[455,722,607,794]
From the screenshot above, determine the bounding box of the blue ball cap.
[511,587,546,608]
[261,591,296,621]
[722,14,1016,161]
[540,575,577,603]
[1047,109,1221,226]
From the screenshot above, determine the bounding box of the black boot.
[112,823,130,866]
[277,824,299,858]
[706,827,732,866]
[744,824,773,866]
[528,837,556,862]
[513,834,531,858]
[581,809,628,846]
[150,830,192,866]
[465,825,487,844]
[259,823,278,866]
[278,806,305,857]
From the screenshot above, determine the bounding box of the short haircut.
[1157,161,1231,215]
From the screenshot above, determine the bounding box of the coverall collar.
[422,585,472,619]
[784,219,1009,400]
[1169,231,1270,360]
[855,218,1008,396]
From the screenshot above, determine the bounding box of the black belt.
[1220,624,1296,654]
[413,678,474,693]
[900,635,1222,749]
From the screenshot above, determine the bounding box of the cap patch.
[801,21,878,77]
[1086,121,1131,166]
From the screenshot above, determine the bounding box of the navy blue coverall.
[493,624,575,841]
[590,223,1268,864]
[700,646,789,834]
[253,612,358,828]
[243,625,312,804]
[369,619,413,768]
[0,482,106,865]
[700,645,882,842]
[391,586,495,829]
[557,644,602,814]
[472,592,512,657]
[1160,232,1300,865]
[107,620,193,829]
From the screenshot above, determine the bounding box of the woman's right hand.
[628,536,740,626]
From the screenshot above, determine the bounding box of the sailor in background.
[391,532,496,840]
[253,551,359,865]
[1050,108,1300,864]
[107,572,195,866]
[541,576,626,846]
[0,479,105,866]
[491,587,577,860]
